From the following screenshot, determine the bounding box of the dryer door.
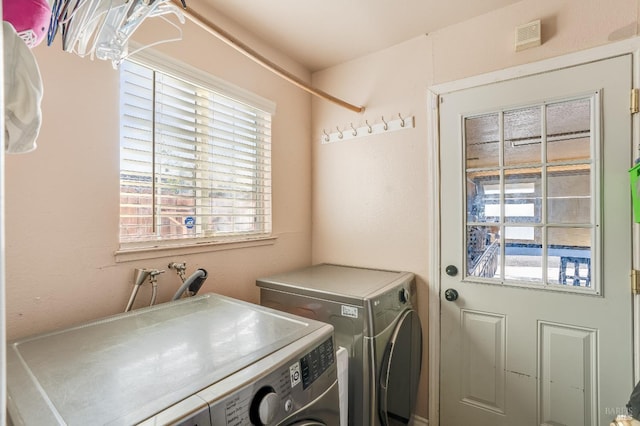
[378,309,422,425]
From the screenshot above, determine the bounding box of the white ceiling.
[200,0,522,71]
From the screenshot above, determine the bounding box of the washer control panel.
[208,337,335,426]
[300,336,335,389]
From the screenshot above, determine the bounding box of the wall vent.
[515,20,541,52]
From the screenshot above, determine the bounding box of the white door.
[439,55,634,426]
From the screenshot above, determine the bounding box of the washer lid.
[257,264,413,305]
[7,294,323,425]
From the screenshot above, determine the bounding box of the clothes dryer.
[257,264,422,426]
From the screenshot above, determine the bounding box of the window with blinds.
[119,59,272,247]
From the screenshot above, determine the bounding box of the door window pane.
[546,99,591,162]
[504,107,541,166]
[505,169,541,224]
[547,227,592,288]
[504,226,543,283]
[466,114,499,168]
[467,225,500,279]
[466,172,500,223]
[547,165,591,224]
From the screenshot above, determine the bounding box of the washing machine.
[257,264,423,426]
[6,293,340,425]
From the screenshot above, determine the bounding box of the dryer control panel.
[208,337,336,426]
[369,276,417,335]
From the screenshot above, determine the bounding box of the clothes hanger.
[93,0,184,63]
[47,0,187,66]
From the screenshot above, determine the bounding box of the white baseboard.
[412,414,428,426]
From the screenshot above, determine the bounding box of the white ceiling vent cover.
[515,20,541,52]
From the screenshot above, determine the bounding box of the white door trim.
[427,36,640,426]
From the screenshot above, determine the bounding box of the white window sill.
[115,235,278,263]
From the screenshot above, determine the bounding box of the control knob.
[250,386,279,425]
[399,288,410,304]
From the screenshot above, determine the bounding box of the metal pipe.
[168,261,187,282]
[147,269,165,307]
[125,268,152,312]
[170,0,365,113]
[124,285,142,313]
[149,281,158,307]
[125,269,165,312]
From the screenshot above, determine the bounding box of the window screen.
[119,60,272,246]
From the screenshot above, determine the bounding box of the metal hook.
[322,129,330,142]
[336,126,343,139]
[381,116,388,131]
[350,123,357,136]
[365,120,372,134]
[398,113,405,128]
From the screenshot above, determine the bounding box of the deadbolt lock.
[445,265,458,276]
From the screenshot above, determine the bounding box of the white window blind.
[119,59,272,246]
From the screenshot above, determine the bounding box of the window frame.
[117,48,276,255]
[462,93,600,294]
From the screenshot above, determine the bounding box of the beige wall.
[310,0,639,420]
[4,5,313,340]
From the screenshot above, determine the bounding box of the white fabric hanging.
[3,22,43,154]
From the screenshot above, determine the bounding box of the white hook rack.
[321,114,415,144]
